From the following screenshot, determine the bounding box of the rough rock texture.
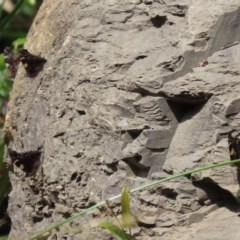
[4,0,240,239]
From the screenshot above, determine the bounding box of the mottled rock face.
[4,0,240,239]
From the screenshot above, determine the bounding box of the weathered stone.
[4,0,240,239]
[145,129,173,149]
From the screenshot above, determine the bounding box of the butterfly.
[3,46,20,78]
[3,47,47,78]
[228,134,240,160]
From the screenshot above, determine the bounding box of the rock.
[4,0,240,239]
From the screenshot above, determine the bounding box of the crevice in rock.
[150,15,167,28]
[121,126,150,141]
[76,109,86,116]
[125,129,143,140]
[122,154,150,178]
[71,172,82,183]
[167,100,206,122]
[106,162,118,174]
[32,216,44,223]
[73,152,82,158]
[135,55,148,60]
[144,1,152,5]
[160,187,178,200]
[8,148,42,175]
[191,177,239,208]
[53,132,65,138]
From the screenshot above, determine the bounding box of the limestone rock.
[4,0,240,239]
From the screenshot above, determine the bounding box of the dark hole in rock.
[167,101,206,122]
[37,205,43,211]
[161,188,178,200]
[73,152,82,158]
[71,172,82,183]
[122,154,150,178]
[127,129,143,139]
[191,177,239,208]
[33,216,44,223]
[145,1,153,5]
[121,127,150,141]
[62,212,72,218]
[76,175,82,183]
[8,148,42,175]
[106,162,118,173]
[54,132,65,138]
[43,212,52,218]
[71,172,78,181]
[150,15,167,28]
[76,110,86,116]
[135,55,147,60]
[113,63,123,68]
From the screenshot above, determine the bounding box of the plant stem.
[28,159,240,240]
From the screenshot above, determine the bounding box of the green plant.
[28,159,240,240]
[99,185,136,240]
[0,236,8,240]
[0,0,42,44]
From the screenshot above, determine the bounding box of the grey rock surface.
[3,0,240,239]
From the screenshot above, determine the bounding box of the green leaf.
[0,0,26,31]
[0,54,5,69]
[121,185,133,229]
[13,37,26,50]
[99,220,131,240]
[27,0,36,6]
[0,236,9,240]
